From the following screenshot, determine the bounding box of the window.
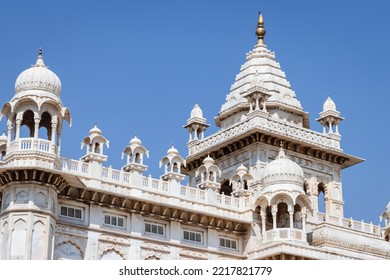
[144,222,164,236]
[103,214,125,228]
[60,206,83,220]
[219,237,238,250]
[183,230,202,243]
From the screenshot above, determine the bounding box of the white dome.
[203,155,215,165]
[130,135,142,145]
[15,50,61,96]
[323,96,336,111]
[167,144,179,156]
[262,148,304,187]
[190,103,203,118]
[89,124,102,135]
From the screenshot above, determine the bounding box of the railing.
[263,228,306,243]
[314,211,380,236]
[189,112,342,156]
[20,138,33,150]
[12,138,52,153]
[38,139,50,152]
[59,158,243,210]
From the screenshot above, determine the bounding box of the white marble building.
[0,13,389,260]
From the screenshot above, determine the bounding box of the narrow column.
[15,119,21,140]
[50,123,57,153]
[260,212,266,239]
[272,207,277,230]
[7,124,12,147]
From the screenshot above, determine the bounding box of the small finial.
[35,48,45,67]
[256,12,266,45]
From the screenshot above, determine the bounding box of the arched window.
[266,206,273,231]
[220,179,232,196]
[303,181,309,195]
[173,162,179,173]
[277,202,289,228]
[39,112,52,140]
[20,110,34,138]
[294,204,302,229]
[318,182,326,213]
[135,153,141,164]
[94,143,100,154]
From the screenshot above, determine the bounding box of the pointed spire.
[35,48,45,67]
[256,12,266,45]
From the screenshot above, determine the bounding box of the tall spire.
[256,12,266,45]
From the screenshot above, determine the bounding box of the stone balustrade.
[263,228,306,243]
[189,113,342,156]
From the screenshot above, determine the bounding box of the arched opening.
[243,180,248,190]
[303,181,309,195]
[266,206,273,230]
[293,204,303,229]
[135,153,141,164]
[385,235,389,242]
[94,143,101,154]
[220,179,232,196]
[277,202,289,228]
[173,162,179,173]
[209,171,214,182]
[253,206,261,221]
[20,110,34,138]
[38,112,52,140]
[318,182,326,213]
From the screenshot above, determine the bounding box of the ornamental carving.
[55,233,87,254]
[98,241,128,260]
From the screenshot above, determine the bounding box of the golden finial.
[256,12,266,45]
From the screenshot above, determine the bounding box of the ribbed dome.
[190,103,203,118]
[323,96,336,111]
[14,50,61,96]
[262,147,304,187]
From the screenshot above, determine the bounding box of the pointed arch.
[31,221,45,259]
[11,219,27,258]
[100,249,124,260]
[38,111,52,140]
[54,241,83,260]
[20,110,34,138]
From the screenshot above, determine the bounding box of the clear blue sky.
[0,0,389,225]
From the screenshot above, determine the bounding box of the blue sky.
[0,0,389,224]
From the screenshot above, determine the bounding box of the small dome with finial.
[89,124,102,135]
[167,144,179,156]
[15,49,62,96]
[190,103,204,119]
[262,145,304,187]
[323,96,337,112]
[129,134,142,145]
[203,154,215,165]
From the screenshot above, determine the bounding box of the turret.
[160,145,186,195]
[122,134,149,186]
